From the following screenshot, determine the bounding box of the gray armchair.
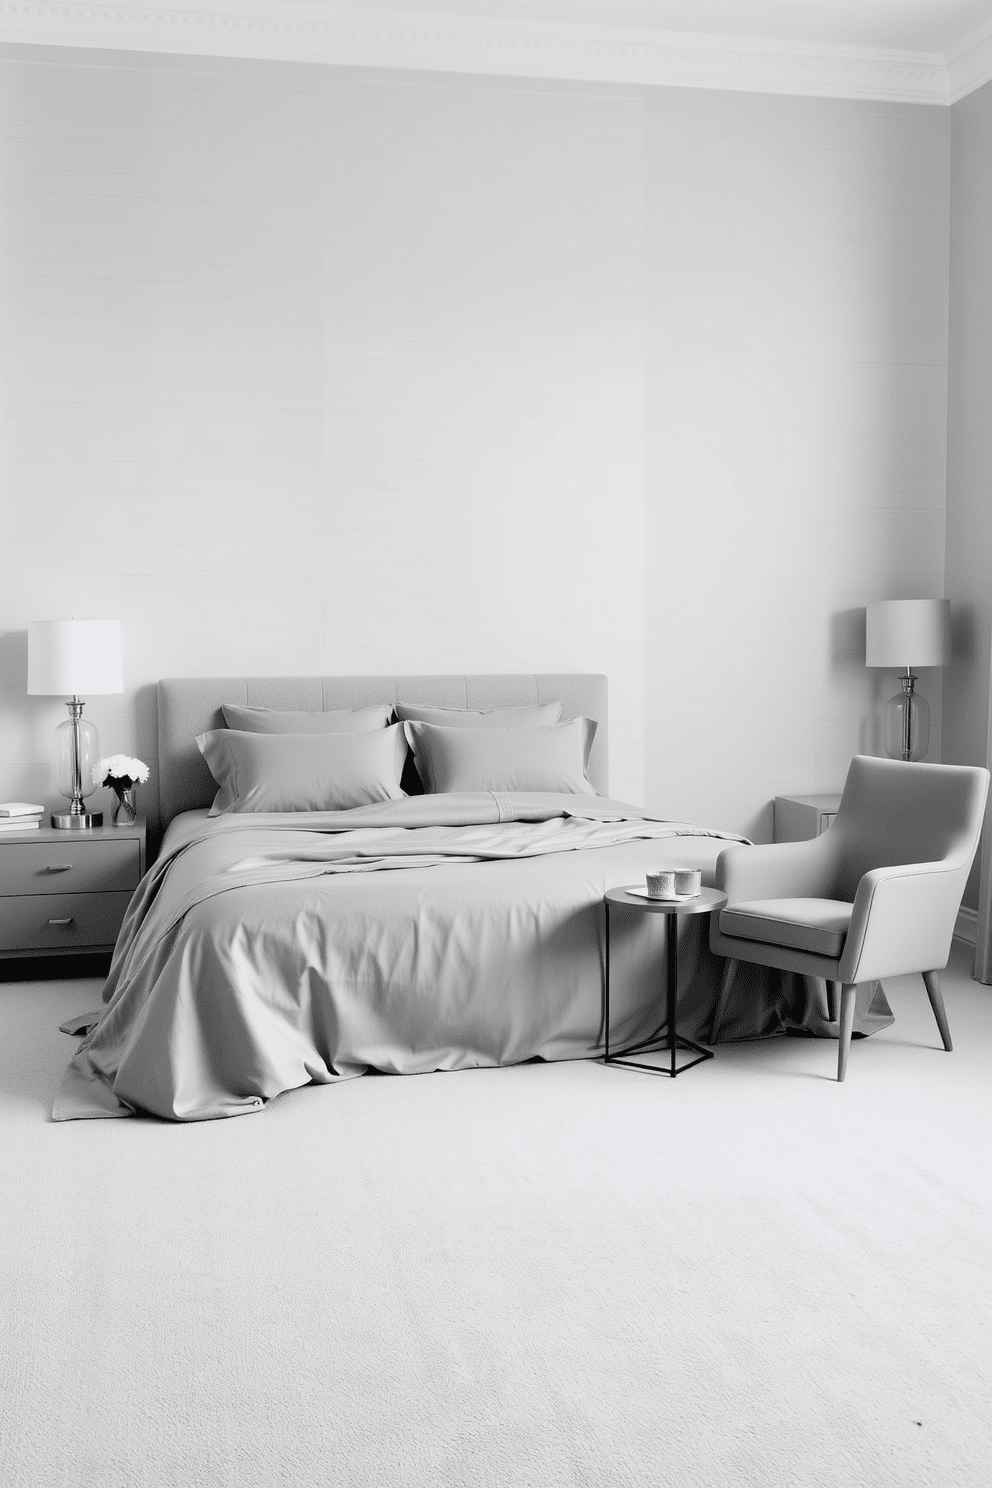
[709,755,990,1080]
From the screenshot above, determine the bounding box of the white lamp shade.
[27,620,124,696]
[865,600,949,669]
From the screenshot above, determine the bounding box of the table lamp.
[27,620,124,828]
[865,599,949,762]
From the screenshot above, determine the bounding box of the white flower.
[91,755,150,789]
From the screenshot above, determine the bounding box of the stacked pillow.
[393,701,564,797]
[402,717,596,797]
[197,699,597,814]
[221,703,392,734]
[392,702,562,730]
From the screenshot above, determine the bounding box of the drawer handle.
[44,865,72,873]
[48,917,75,927]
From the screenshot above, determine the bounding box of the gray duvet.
[53,793,891,1122]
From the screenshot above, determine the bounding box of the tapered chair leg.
[811,977,839,1022]
[837,983,857,1082]
[828,981,841,1022]
[922,969,953,1052]
[710,959,738,1045]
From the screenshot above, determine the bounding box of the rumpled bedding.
[53,793,892,1122]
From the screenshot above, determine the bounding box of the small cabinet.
[773,793,843,843]
[0,821,145,958]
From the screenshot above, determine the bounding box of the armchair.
[709,755,989,1080]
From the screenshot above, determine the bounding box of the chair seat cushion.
[719,898,853,958]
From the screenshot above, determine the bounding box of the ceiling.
[1,0,991,103]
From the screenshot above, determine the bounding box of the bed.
[54,673,893,1122]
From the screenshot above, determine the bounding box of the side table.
[604,886,727,1077]
[0,819,146,960]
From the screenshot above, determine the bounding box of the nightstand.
[773,793,843,843]
[0,821,145,960]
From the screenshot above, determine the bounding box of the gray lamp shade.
[865,600,949,669]
[27,620,123,696]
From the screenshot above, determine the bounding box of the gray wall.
[945,78,992,909]
[645,91,950,837]
[0,47,954,838]
[0,51,648,818]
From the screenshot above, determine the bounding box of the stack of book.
[0,803,45,832]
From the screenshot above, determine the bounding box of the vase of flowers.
[92,755,150,827]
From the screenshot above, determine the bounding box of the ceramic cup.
[646,867,702,898]
[674,867,702,897]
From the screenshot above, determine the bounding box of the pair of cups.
[646,866,702,899]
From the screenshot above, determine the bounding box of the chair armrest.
[716,834,840,905]
[838,859,970,985]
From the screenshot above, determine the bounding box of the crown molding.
[0,2,956,105]
[947,18,992,104]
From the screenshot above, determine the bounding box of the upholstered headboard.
[157,674,608,829]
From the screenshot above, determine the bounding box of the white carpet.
[1,941,990,1488]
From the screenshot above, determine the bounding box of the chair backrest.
[831,755,990,901]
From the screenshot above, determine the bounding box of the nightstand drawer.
[0,891,133,951]
[0,839,141,896]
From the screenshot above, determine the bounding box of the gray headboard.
[157,673,608,829]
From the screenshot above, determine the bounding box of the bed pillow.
[403,718,598,796]
[394,701,563,728]
[198,725,406,815]
[392,701,565,794]
[221,703,391,734]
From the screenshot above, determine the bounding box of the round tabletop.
[605,886,727,917]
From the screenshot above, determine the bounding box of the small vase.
[111,786,137,827]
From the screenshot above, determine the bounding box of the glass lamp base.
[884,676,930,762]
[52,700,102,827]
[51,810,104,830]
[55,710,99,802]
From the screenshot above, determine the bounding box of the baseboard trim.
[954,906,978,946]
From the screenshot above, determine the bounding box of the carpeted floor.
[1,940,990,1488]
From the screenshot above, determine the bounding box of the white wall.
[0,50,646,833]
[645,91,950,837]
[945,79,992,775]
[944,78,992,912]
[0,47,951,842]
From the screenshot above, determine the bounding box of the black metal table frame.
[604,894,715,1077]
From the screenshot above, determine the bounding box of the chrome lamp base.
[51,809,103,830]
